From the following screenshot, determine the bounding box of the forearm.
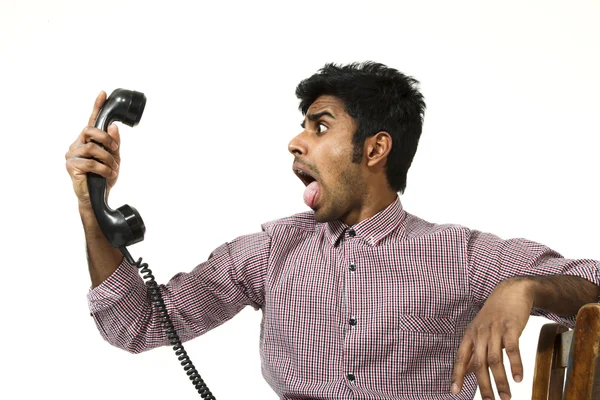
[88,261,164,354]
[80,204,123,288]
[89,252,249,354]
[509,275,600,316]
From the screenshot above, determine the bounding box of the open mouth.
[294,167,317,187]
[293,163,321,209]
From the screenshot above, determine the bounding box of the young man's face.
[288,95,367,223]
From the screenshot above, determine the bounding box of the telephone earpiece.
[87,89,147,261]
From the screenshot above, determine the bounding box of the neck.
[341,190,398,226]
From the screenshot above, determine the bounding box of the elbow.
[99,326,151,355]
[105,336,148,355]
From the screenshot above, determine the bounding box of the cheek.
[317,145,354,186]
[329,141,348,159]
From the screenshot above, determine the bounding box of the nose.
[288,132,307,156]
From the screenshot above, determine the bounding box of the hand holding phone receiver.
[87,89,147,258]
[87,89,215,399]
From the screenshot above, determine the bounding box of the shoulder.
[402,211,470,240]
[260,210,319,235]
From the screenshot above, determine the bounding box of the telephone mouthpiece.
[117,204,146,246]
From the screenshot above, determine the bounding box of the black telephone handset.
[88,89,215,399]
[88,88,146,261]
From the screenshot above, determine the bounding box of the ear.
[365,131,392,168]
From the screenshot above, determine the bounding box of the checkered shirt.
[88,196,599,399]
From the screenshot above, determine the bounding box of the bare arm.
[80,206,123,288]
[526,274,600,316]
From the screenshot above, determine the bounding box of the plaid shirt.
[88,196,599,399]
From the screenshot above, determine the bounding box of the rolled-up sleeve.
[467,229,600,327]
[87,230,271,353]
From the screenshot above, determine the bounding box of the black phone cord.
[130,254,216,399]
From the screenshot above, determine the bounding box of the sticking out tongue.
[303,181,320,208]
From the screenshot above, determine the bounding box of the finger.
[80,126,119,152]
[466,354,475,374]
[503,330,524,384]
[66,157,117,180]
[472,339,495,400]
[88,91,107,127]
[451,334,474,395]
[73,142,119,170]
[488,331,511,400]
[106,123,121,161]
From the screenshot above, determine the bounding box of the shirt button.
[349,263,356,272]
[349,318,357,326]
[347,373,356,382]
[348,229,356,237]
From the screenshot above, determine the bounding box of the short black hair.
[295,62,426,193]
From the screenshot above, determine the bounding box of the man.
[65,62,600,400]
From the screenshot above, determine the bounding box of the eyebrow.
[301,111,335,128]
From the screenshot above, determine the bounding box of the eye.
[316,123,328,135]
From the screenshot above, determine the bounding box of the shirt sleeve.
[87,230,271,353]
[466,229,600,328]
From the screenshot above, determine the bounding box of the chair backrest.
[532,303,600,400]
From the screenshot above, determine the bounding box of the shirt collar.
[324,195,406,247]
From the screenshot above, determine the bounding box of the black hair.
[295,62,426,193]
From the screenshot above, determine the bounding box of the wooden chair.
[532,303,600,399]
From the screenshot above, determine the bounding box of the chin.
[313,205,339,224]
[312,207,329,223]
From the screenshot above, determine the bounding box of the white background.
[1,0,598,399]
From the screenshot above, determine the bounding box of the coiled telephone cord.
[127,251,216,399]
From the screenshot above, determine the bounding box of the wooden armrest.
[532,303,600,400]
[563,303,600,399]
[532,323,570,399]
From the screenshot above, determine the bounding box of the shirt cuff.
[87,258,144,314]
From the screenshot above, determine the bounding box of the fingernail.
[500,393,511,400]
[451,383,459,394]
[111,141,119,150]
[113,161,119,170]
[514,374,522,382]
[111,170,117,178]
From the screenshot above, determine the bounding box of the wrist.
[78,201,103,232]
[496,276,538,307]
[78,187,111,215]
[78,202,97,223]
[78,200,93,215]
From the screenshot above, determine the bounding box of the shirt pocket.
[397,314,456,335]
[390,314,460,395]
